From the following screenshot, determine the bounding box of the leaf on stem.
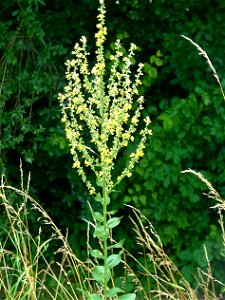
[107,253,122,269]
[96,178,103,187]
[90,249,104,259]
[108,240,124,250]
[94,224,109,241]
[95,193,103,204]
[106,217,122,229]
[92,266,111,285]
[105,287,124,297]
[88,293,102,300]
[93,211,104,222]
[117,293,136,300]
[95,194,110,205]
[106,195,110,205]
[107,209,118,216]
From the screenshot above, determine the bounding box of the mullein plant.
[58,0,152,299]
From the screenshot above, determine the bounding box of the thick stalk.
[102,182,108,299]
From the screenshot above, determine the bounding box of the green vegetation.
[0,0,225,298]
[1,162,225,299]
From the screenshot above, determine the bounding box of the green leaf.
[93,212,103,222]
[93,225,109,241]
[106,217,122,229]
[76,288,101,299]
[139,195,146,206]
[90,249,103,259]
[107,209,118,216]
[156,49,163,57]
[106,195,110,205]
[95,193,103,204]
[88,293,102,300]
[114,274,136,293]
[96,178,103,187]
[107,254,122,269]
[105,287,124,297]
[95,192,110,205]
[124,195,131,203]
[150,55,163,66]
[143,62,158,78]
[117,293,136,300]
[92,266,111,285]
[108,240,124,250]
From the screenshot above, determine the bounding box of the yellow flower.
[58,0,152,194]
[131,116,138,124]
[135,149,144,159]
[80,64,88,73]
[78,144,84,151]
[84,160,90,166]
[144,116,151,125]
[89,187,96,195]
[122,132,130,140]
[73,161,80,168]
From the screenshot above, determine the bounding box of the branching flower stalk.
[58,0,152,298]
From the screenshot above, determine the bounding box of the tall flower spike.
[58,1,152,298]
[58,0,152,196]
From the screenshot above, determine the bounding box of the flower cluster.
[58,0,152,196]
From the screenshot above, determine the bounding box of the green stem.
[102,182,108,299]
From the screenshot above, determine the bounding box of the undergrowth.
[1,164,225,299]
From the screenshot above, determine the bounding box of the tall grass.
[0,168,92,299]
[1,166,225,299]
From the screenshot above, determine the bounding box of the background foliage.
[1,0,225,285]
